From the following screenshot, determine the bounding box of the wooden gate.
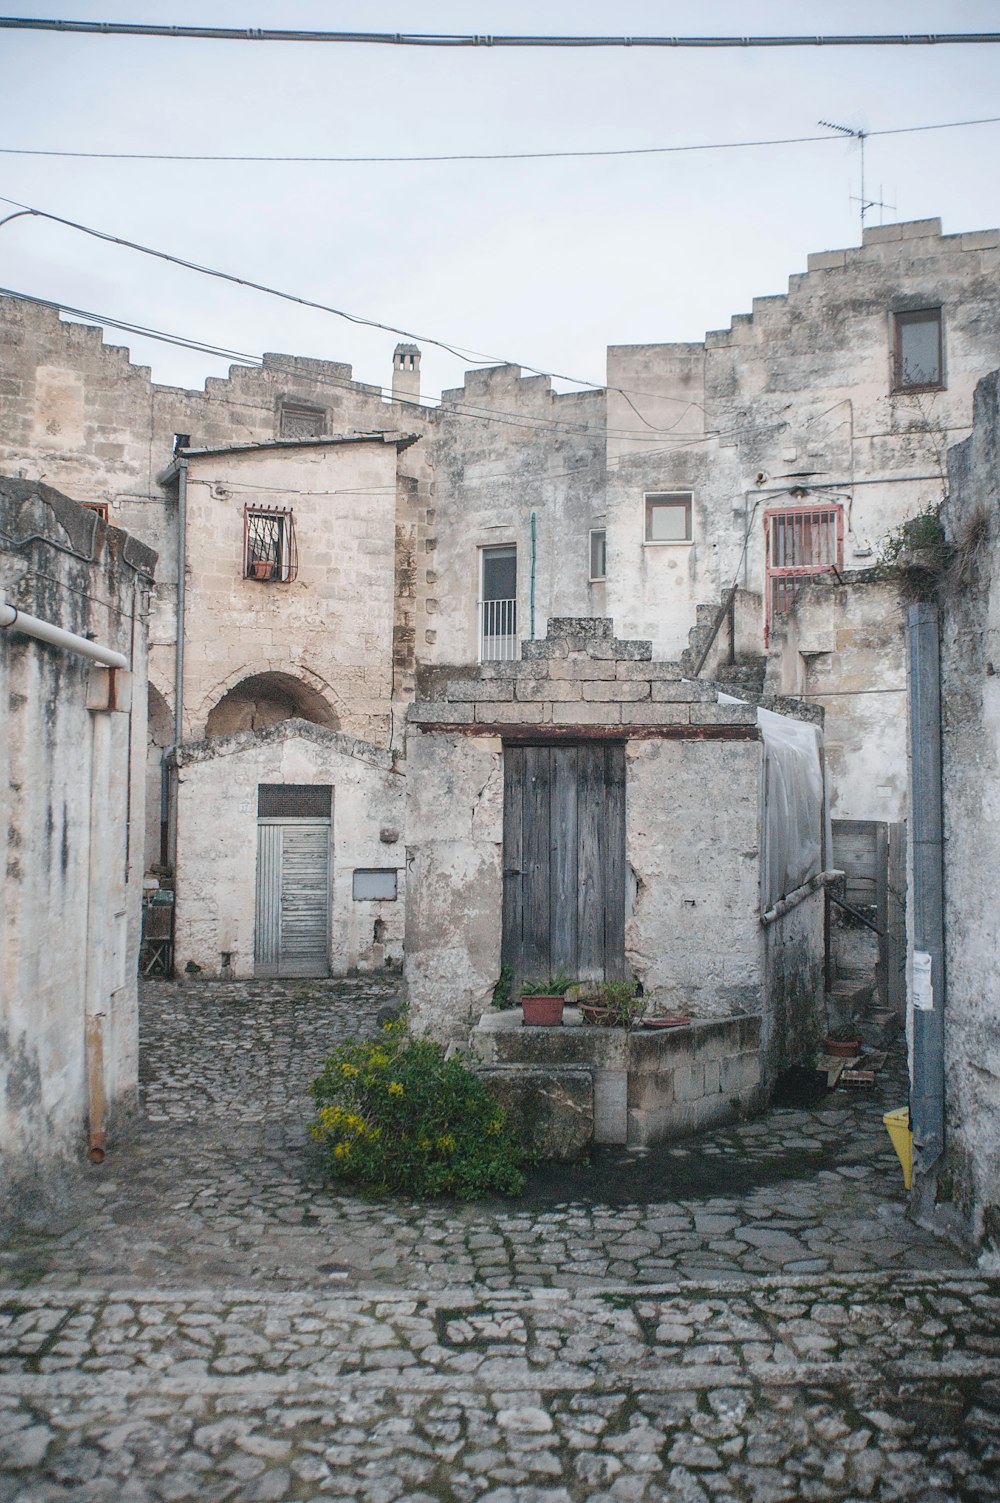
[830,819,907,1016]
[501,742,627,984]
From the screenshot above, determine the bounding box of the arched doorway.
[205,672,338,739]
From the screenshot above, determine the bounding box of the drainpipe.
[173,455,188,747]
[907,601,946,1209]
[0,594,128,669]
[529,511,536,641]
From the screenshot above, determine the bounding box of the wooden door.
[501,742,626,984]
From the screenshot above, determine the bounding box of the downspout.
[906,600,946,1212]
[529,511,536,641]
[83,699,112,1162]
[173,455,188,748]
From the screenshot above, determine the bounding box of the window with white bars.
[244,507,298,582]
[479,544,517,661]
[764,503,843,642]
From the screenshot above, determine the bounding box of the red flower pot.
[521,994,565,1027]
[824,1036,861,1058]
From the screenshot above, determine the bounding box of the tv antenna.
[819,120,895,230]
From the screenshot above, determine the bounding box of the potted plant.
[580,978,646,1028]
[249,557,276,580]
[520,975,577,1027]
[824,1025,862,1058]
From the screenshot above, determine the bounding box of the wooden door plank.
[603,743,628,979]
[521,745,552,979]
[576,744,606,980]
[501,746,525,979]
[549,745,579,977]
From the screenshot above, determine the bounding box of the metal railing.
[480,597,518,661]
[764,503,843,642]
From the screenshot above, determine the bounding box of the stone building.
[0,477,155,1222]
[2,217,1000,1045]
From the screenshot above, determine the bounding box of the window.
[589,529,607,581]
[353,869,398,901]
[644,492,692,543]
[893,308,943,391]
[764,502,843,643]
[480,544,517,661]
[80,501,109,522]
[244,506,298,582]
[278,402,325,439]
[258,784,331,818]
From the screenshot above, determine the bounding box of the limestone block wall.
[766,574,908,823]
[180,438,410,744]
[0,478,155,1224]
[605,220,1000,665]
[938,370,1000,1249]
[173,722,405,978]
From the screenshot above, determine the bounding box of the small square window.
[244,506,298,582]
[352,869,398,901]
[644,493,692,543]
[589,529,607,581]
[893,308,943,391]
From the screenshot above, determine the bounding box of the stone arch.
[204,671,340,739]
[145,682,173,870]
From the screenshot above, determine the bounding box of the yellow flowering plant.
[308,1012,525,1199]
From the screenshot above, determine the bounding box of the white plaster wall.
[625,738,763,1015]
[0,484,151,1221]
[173,724,405,977]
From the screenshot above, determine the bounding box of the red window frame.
[764,502,843,644]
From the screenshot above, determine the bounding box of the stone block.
[516,678,578,701]
[549,658,617,680]
[619,660,683,680]
[475,701,546,724]
[477,1066,593,1162]
[689,702,757,725]
[407,701,474,724]
[594,1069,628,1145]
[961,230,1000,252]
[651,680,715,702]
[446,679,513,702]
[673,1063,706,1102]
[551,701,622,725]
[546,617,613,640]
[806,251,847,271]
[582,679,649,702]
[611,638,652,660]
[521,638,567,660]
[621,702,689,725]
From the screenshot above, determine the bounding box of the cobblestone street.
[1,979,997,1501]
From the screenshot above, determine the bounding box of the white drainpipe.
[0,593,128,670]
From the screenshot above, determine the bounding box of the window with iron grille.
[893,308,943,392]
[764,502,843,643]
[278,402,325,438]
[244,506,298,582]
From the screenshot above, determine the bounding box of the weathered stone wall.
[0,478,155,1225]
[180,438,411,744]
[938,369,1000,1249]
[766,574,908,823]
[173,721,405,978]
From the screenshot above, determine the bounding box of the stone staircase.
[680,602,767,695]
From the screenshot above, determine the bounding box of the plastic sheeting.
[756,706,826,913]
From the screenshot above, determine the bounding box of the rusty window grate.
[244,506,298,582]
[764,502,843,643]
[257,784,331,818]
[81,501,110,522]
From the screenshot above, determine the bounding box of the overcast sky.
[2,1,999,402]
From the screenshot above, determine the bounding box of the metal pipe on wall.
[0,593,128,669]
[906,600,946,1202]
[173,457,188,747]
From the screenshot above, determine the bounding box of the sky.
[1,1,999,403]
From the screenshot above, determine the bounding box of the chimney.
[392,343,421,404]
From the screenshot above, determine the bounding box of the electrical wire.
[3,113,998,165]
[1,20,998,47]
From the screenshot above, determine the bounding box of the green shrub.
[491,963,516,1010]
[308,1018,525,1199]
[519,974,578,996]
[591,978,646,1027]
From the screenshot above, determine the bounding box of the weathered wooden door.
[501,742,626,983]
[255,784,332,978]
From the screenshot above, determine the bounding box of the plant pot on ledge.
[519,976,577,1027]
[249,559,277,581]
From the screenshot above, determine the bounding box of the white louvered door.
[255,817,330,977]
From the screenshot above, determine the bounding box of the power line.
[4,113,999,164]
[1,20,998,47]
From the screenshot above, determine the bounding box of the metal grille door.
[255,819,330,977]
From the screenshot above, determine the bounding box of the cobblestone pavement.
[2,978,996,1501]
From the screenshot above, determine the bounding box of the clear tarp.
[756,706,826,913]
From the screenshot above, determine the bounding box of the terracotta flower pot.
[824,1036,861,1058]
[580,1003,610,1026]
[521,994,564,1027]
[249,559,276,580]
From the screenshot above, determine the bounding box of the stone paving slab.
[0,978,988,1499]
[1,1274,998,1501]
